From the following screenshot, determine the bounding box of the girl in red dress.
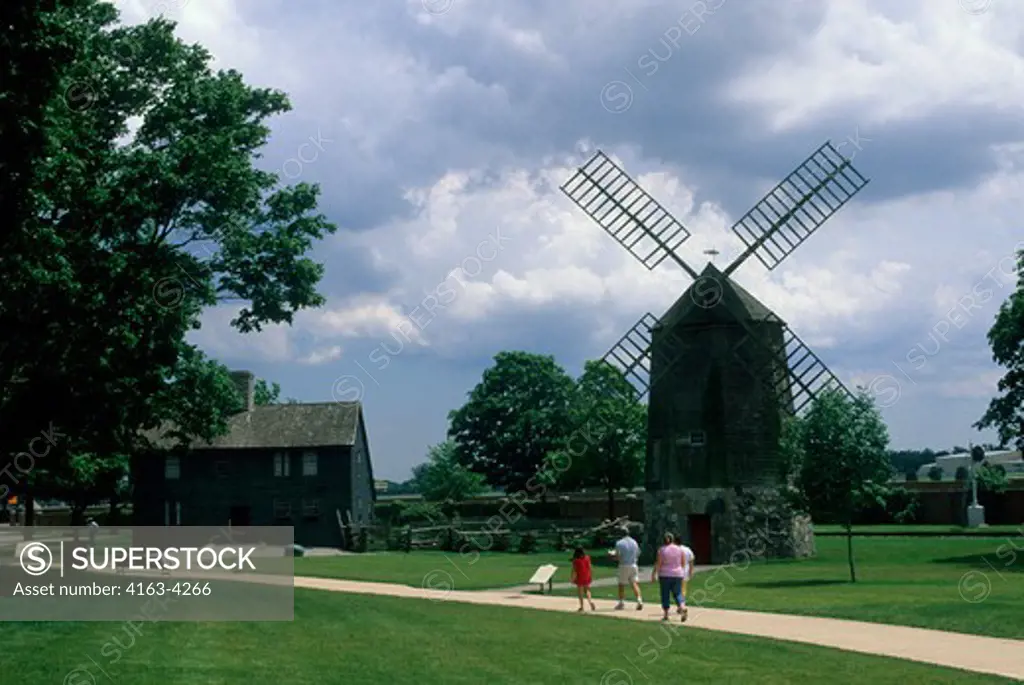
[570,546,596,612]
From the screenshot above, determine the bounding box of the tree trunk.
[607,483,615,520]
[845,521,856,583]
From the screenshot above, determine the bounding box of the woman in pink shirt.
[651,532,693,622]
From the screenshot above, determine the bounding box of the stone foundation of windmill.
[643,487,815,565]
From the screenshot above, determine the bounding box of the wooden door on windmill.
[687,514,712,563]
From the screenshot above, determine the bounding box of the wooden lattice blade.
[726,141,869,274]
[561,150,694,275]
[599,313,658,400]
[731,315,852,416]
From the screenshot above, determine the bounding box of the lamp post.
[967,443,986,528]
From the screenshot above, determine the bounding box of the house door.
[229,506,251,526]
[688,514,712,564]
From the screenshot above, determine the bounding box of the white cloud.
[297,346,343,365]
[725,0,1024,130]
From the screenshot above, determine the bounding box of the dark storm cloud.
[255,0,1022,245]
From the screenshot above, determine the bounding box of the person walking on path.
[674,533,694,617]
[652,532,692,622]
[608,526,643,611]
[570,546,597,612]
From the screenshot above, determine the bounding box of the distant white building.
[917,450,1024,480]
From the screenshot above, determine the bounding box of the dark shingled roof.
[658,262,776,327]
[145,402,362,450]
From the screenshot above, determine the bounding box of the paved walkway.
[503,565,717,593]
[294,576,1024,681]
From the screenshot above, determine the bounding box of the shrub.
[887,487,919,524]
[491,532,510,552]
[402,501,445,525]
[517,531,537,554]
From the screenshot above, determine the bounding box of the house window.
[302,451,318,476]
[302,498,320,519]
[165,456,180,480]
[273,499,292,520]
[214,460,229,478]
[689,431,706,447]
[273,452,290,477]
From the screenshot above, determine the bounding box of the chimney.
[229,370,255,412]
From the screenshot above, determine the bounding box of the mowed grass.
[294,548,618,590]
[561,536,1024,639]
[5,589,1013,684]
[813,524,1024,535]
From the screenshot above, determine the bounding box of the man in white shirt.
[608,526,644,610]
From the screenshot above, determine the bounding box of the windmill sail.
[561,151,697,278]
[724,141,869,275]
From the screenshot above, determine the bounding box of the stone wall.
[644,486,814,565]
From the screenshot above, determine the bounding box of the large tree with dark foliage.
[448,351,575,494]
[555,360,645,519]
[976,243,1024,448]
[0,1,334,519]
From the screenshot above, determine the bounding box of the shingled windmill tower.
[560,142,869,563]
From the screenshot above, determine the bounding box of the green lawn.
[558,536,1024,639]
[5,589,1012,684]
[294,548,618,590]
[814,524,1024,535]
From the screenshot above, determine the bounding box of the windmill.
[559,142,869,559]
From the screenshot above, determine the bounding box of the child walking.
[571,547,597,612]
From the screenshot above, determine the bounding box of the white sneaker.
[615,601,625,610]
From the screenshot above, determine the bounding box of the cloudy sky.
[119,0,1023,480]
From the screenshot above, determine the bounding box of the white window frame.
[302,451,318,476]
[165,456,180,480]
[273,499,292,520]
[274,452,290,477]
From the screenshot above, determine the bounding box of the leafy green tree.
[796,388,891,582]
[975,244,1024,447]
[888,448,937,477]
[955,466,970,482]
[254,379,281,406]
[927,465,944,481]
[251,378,298,406]
[0,1,334,514]
[976,462,1009,494]
[448,351,575,493]
[412,439,486,503]
[557,360,645,519]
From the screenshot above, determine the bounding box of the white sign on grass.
[529,564,558,585]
